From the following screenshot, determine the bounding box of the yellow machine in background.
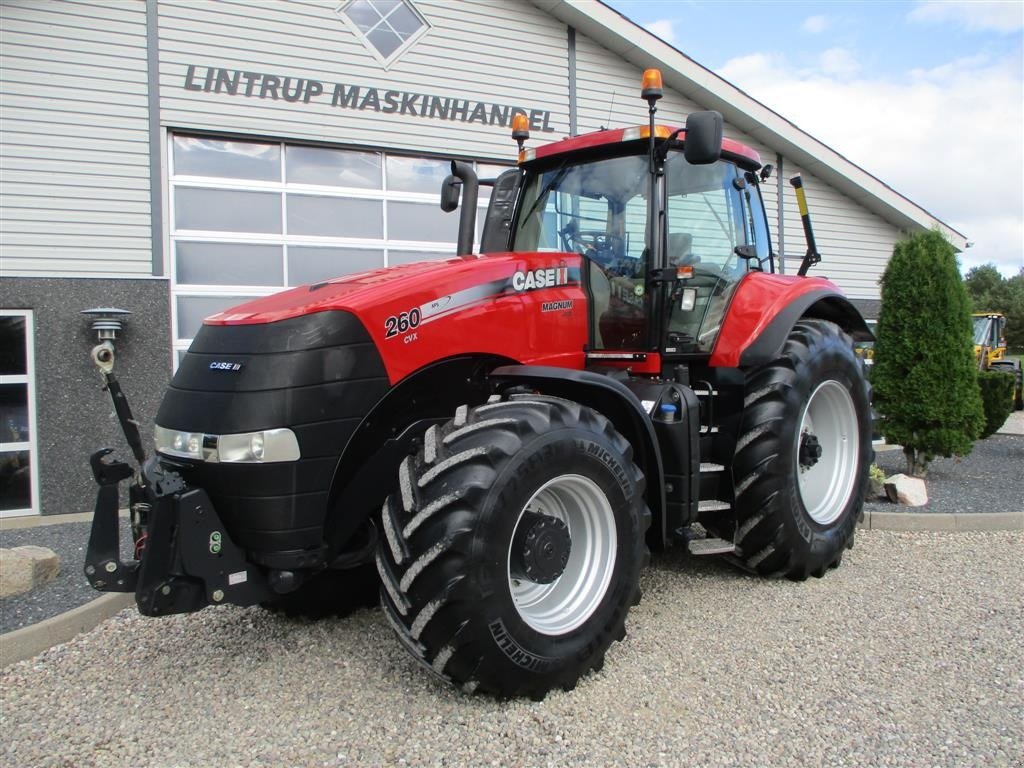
[974,312,1023,409]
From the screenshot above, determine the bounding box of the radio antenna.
[601,89,618,131]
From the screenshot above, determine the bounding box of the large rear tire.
[376,395,649,698]
[733,319,872,579]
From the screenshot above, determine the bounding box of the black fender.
[489,364,669,550]
[324,354,515,555]
[739,291,872,368]
[989,359,1021,372]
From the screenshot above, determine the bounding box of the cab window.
[663,157,749,353]
[513,153,652,349]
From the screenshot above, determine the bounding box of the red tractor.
[86,69,873,699]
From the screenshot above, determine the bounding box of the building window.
[0,310,39,517]
[168,135,507,361]
[336,0,430,66]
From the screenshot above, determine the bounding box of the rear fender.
[489,365,669,550]
[712,274,871,368]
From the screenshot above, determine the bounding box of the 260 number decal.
[384,308,421,338]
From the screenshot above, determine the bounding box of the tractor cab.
[441,68,775,362]
[510,138,770,356]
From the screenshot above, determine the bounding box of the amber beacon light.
[641,68,663,103]
[512,112,530,153]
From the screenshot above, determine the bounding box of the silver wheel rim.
[796,380,859,525]
[507,474,617,636]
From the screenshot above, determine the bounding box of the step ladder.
[687,432,734,555]
[680,522,736,556]
[693,383,719,434]
[687,537,736,555]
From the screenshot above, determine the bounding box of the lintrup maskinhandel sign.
[184,65,557,132]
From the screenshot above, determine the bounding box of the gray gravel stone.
[867,433,1024,514]
[2,530,1021,767]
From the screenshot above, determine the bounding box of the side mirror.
[684,110,723,165]
[440,175,461,212]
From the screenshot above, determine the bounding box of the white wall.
[0,0,152,278]
[780,163,904,298]
[157,0,570,162]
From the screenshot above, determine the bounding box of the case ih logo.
[512,267,570,292]
[209,361,243,372]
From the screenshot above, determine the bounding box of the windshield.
[513,154,650,348]
[973,316,991,345]
[513,153,649,267]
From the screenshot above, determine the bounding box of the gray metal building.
[0,0,964,517]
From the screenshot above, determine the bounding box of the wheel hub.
[799,431,823,468]
[794,380,859,525]
[510,512,571,584]
[507,474,617,636]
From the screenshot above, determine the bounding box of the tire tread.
[378,395,650,697]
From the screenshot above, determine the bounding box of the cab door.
[661,157,752,355]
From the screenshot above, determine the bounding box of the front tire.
[733,319,872,579]
[376,395,649,698]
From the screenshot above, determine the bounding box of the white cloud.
[644,19,677,45]
[819,47,860,76]
[909,1,1024,33]
[718,50,1024,276]
[802,15,829,34]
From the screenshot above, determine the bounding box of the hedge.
[977,370,1015,438]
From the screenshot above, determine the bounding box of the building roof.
[530,0,968,251]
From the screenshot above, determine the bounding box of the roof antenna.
[601,89,618,131]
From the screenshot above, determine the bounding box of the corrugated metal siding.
[780,164,904,299]
[0,0,152,278]
[157,0,570,162]
[575,32,701,132]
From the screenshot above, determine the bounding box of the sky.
[603,0,1024,277]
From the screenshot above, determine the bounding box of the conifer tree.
[873,230,984,476]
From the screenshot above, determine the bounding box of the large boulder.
[0,545,60,598]
[884,474,929,507]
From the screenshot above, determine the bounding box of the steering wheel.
[559,222,627,269]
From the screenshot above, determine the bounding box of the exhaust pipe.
[449,160,479,256]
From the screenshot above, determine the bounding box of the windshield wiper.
[517,163,571,226]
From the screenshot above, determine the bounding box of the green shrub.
[873,230,985,476]
[977,370,1015,438]
[868,463,886,498]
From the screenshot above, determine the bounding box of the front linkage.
[83,339,270,616]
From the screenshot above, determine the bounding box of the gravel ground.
[0,521,132,634]
[866,432,1024,514]
[2,530,1020,768]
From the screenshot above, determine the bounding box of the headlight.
[154,425,300,463]
[155,425,205,460]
